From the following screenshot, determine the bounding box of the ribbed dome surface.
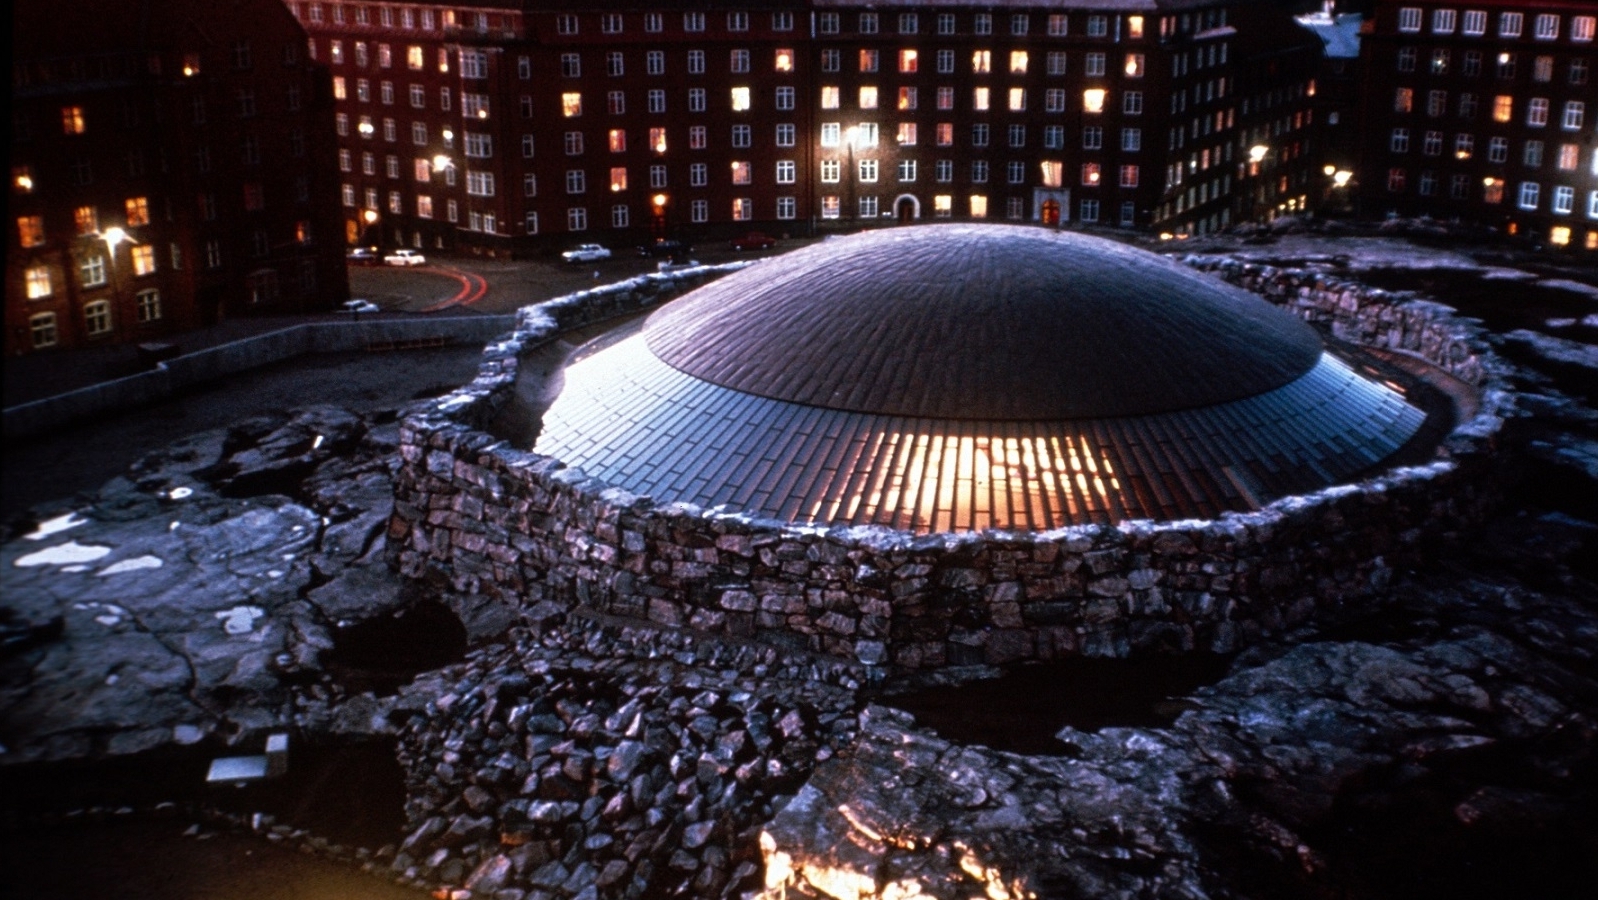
[645,225,1323,420]
[534,226,1431,532]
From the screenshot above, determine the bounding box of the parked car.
[342,299,381,313]
[383,248,427,266]
[346,247,380,266]
[656,258,701,272]
[638,238,691,259]
[561,243,612,263]
[730,231,777,251]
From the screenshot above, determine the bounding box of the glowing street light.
[101,226,129,251]
[1332,170,1352,188]
[1248,144,1269,164]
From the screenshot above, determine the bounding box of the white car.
[562,243,611,263]
[383,249,427,266]
[342,299,381,313]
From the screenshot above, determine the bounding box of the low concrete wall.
[389,260,1514,672]
[3,315,515,438]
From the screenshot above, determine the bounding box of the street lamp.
[651,193,669,239]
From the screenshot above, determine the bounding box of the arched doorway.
[894,194,919,224]
[1041,199,1061,226]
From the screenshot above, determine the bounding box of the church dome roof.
[534,226,1427,532]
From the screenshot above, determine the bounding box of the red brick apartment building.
[290,0,1327,254]
[8,0,348,357]
[1359,0,1598,250]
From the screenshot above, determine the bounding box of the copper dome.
[534,226,1427,533]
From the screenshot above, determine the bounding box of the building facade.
[1358,0,1598,249]
[8,0,348,358]
[289,0,1327,255]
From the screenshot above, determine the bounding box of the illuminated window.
[1010,51,1028,74]
[1483,177,1504,203]
[61,106,85,134]
[820,122,840,147]
[776,49,794,72]
[649,128,667,153]
[972,50,990,73]
[860,49,878,73]
[1573,16,1596,42]
[1082,163,1101,185]
[1492,95,1512,122]
[1455,133,1474,159]
[131,245,156,276]
[1128,16,1144,38]
[822,86,840,109]
[609,129,626,153]
[854,123,878,147]
[1083,89,1106,114]
[1008,88,1026,111]
[1119,165,1139,188]
[969,195,988,218]
[973,87,990,111]
[1125,54,1144,77]
[897,122,917,145]
[25,265,52,298]
[859,86,878,109]
[562,93,582,117]
[934,195,952,217]
[898,87,917,110]
[1040,161,1063,188]
[1535,56,1554,82]
[731,161,751,184]
[936,123,953,146]
[1558,144,1580,170]
[74,205,98,235]
[609,167,627,192]
[899,50,917,73]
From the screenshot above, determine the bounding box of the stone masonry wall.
[389,258,1515,672]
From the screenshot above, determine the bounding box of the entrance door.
[896,197,916,224]
[1042,199,1061,226]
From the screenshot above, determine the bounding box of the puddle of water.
[1356,268,1598,338]
[879,654,1235,754]
[323,597,467,696]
